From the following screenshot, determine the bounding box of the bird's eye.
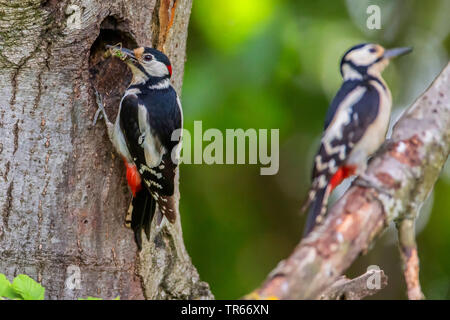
[369,47,377,53]
[143,54,153,61]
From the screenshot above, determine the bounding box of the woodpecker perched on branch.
[302,43,412,236]
[94,46,183,249]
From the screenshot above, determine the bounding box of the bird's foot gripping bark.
[353,173,391,196]
[92,89,115,142]
[93,89,109,125]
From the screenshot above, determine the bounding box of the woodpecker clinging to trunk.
[302,43,412,236]
[94,46,183,249]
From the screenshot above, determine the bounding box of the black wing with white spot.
[119,87,182,243]
[303,81,380,235]
[312,82,380,181]
[136,86,182,199]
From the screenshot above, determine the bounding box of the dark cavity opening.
[89,16,137,121]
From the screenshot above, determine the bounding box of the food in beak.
[106,44,135,61]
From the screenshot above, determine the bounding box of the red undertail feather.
[329,165,356,191]
[124,159,142,197]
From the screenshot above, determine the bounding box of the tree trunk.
[0,0,212,300]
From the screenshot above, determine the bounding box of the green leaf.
[0,273,21,300]
[11,274,45,300]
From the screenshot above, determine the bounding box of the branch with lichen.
[319,268,388,300]
[248,62,450,300]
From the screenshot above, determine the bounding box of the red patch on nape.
[167,64,172,76]
[329,165,356,191]
[123,159,142,197]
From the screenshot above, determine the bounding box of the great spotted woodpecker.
[94,46,182,249]
[302,43,412,236]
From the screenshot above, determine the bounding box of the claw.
[92,89,110,126]
[354,174,390,195]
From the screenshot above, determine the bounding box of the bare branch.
[397,219,424,300]
[319,268,388,300]
[251,62,450,300]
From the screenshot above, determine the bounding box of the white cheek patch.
[145,60,169,77]
[346,45,379,66]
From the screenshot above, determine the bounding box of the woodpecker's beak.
[383,47,412,59]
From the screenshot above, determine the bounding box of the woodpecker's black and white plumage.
[94,46,182,249]
[302,43,412,236]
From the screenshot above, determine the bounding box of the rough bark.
[0,0,212,300]
[252,63,450,300]
[396,217,424,299]
[319,269,388,300]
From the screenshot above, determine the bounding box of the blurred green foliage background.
[179,0,450,299]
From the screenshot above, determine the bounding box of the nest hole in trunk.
[89,16,137,121]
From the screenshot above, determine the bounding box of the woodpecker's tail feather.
[130,188,156,250]
[153,194,177,224]
[301,189,316,213]
[143,196,156,240]
[302,185,331,237]
[302,165,355,236]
